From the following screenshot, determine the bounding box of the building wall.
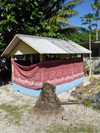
[83,42,100,71]
[10,41,38,56]
[13,77,84,97]
[84,57,100,70]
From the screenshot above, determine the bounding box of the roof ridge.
[16,34,70,42]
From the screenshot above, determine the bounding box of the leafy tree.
[81,13,96,77]
[67,32,89,43]
[68,30,100,43]
[0,0,83,53]
[92,0,100,41]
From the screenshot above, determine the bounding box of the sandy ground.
[0,82,100,133]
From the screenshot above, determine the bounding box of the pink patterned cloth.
[12,58,84,89]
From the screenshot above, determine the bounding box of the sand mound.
[34,83,63,113]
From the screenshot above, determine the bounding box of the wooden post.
[40,54,43,61]
[89,32,92,78]
[96,12,99,41]
[11,56,14,81]
[60,54,66,59]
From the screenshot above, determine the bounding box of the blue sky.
[68,0,100,29]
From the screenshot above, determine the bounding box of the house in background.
[80,41,100,71]
[1,34,90,97]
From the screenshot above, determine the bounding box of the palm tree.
[45,0,83,31]
[0,0,83,50]
[92,0,100,41]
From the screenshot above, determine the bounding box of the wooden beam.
[11,56,14,81]
[40,54,43,61]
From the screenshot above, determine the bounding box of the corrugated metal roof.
[95,41,100,44]
[1,34,91,57]
[18,34,91,54]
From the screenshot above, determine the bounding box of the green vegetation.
[83,99,91,107]
[92,0,100,41]
[83,61,88,75]
[68,30,100,43]
[0,0,99,53]
[75,78,100,110]
[0,0,83,53]
[36,123,99,133]
[93,69,100,74]
[0,104,29,125]
[92,103,100,110]
[82,13,96,77]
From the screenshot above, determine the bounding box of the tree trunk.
[89,32,92,78]
[96,10,99,41]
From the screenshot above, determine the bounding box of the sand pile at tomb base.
[34,83,63,113]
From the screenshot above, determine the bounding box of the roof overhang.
[1,35,20,57]
[1,34,91,57]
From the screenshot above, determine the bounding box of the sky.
[68,0,100,30]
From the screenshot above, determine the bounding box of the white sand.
[0,83,100,133]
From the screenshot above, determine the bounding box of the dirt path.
[0,83,100,133]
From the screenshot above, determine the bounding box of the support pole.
[11,56,14,81]
[89,32,92,78]
[40,54,43,61]
[96,11,99,41]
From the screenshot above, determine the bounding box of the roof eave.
[1,35,19,57]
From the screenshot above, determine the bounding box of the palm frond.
[58,9,79,17]
[46,16,72,26]
[92,0,100,10]
[62,0,84,10]
[92,4,97,10]
[58,26,87,34]
[56,17,72,25]
[94,0,100,7]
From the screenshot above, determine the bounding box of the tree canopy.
[0,0,83,53]
[68,30,100,43]
[81,13,96,31]
[92,0,100,40]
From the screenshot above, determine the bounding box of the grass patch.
[89,76,97,81]
[0,104,29,125]
[83,99,91,107]
[35,123,99,133]
[41,123,99,133]
[92,104,100,110]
